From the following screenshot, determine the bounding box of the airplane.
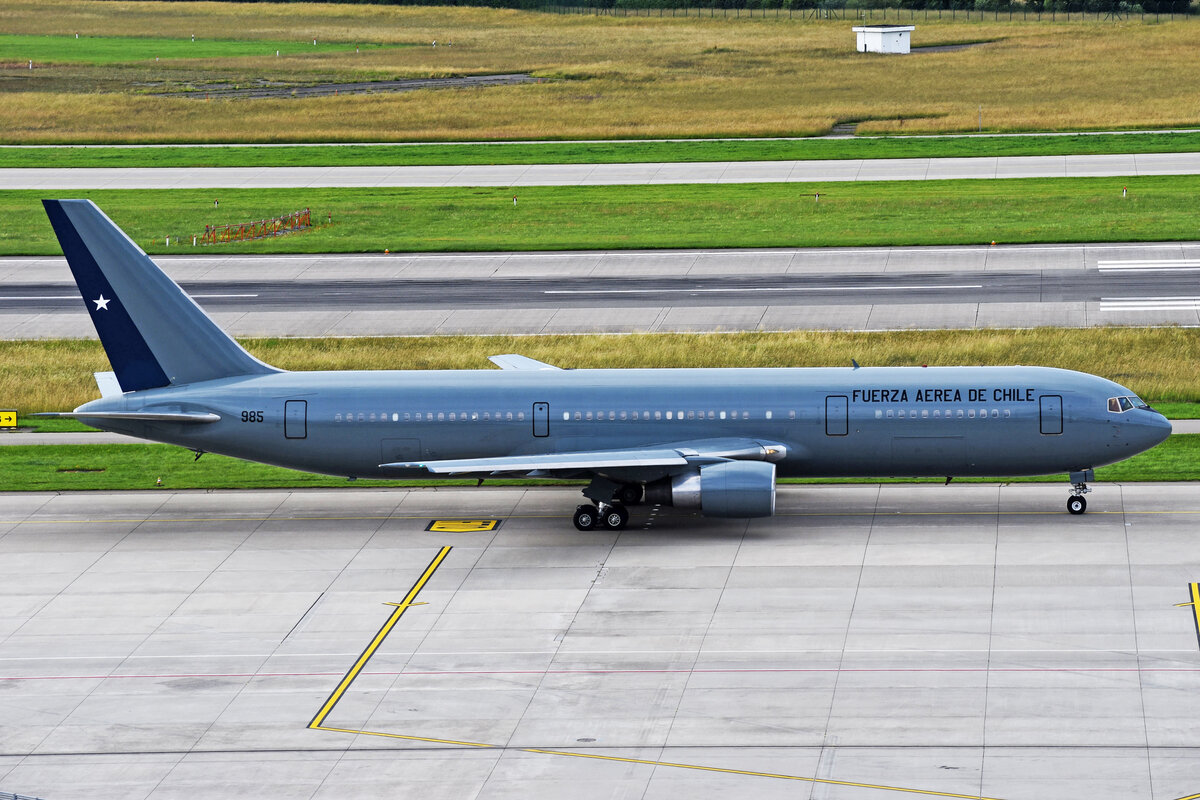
[38,199,1171,530]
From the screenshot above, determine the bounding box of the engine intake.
[644,460,776,518]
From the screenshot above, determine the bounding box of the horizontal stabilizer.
[34,411,220,424]
[94,371,122,398]
[488,354,562,371]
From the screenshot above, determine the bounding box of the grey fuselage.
[77,364,1171,483]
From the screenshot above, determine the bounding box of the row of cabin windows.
[333,408,1013,423]
[875,408,1010,419]
[333,410,764,423]
[335,411,527,423]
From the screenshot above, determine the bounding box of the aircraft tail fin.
[43,199,279,392]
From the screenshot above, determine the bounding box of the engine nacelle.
[644,460,776,518]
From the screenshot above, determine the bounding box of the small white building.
[852,25,915,54]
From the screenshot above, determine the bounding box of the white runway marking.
[545,284,983,295]
[1098,259,1200,272]
[1101,296,1200,311]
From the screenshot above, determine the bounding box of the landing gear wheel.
[602,505,630,531]
[1067,495,1087,515]
[573,504,599,531]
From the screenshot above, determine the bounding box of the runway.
[4,151,1200,189]
[1,484,1199,800]
[4,241,1200,337]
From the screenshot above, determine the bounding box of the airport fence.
[199,208,313,245]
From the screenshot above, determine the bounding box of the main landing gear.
[573,502,629,531]
[574,478,641,531]
[1067,469,1094,516]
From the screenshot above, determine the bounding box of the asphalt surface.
[2,484,1199,800]
[5,151,1200,188]
[4,241,1200,336]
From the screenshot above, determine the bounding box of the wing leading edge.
[380,438,787,475]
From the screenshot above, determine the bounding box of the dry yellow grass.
[5,328,1200,414]
[2,1,1199,141]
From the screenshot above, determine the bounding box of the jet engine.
[644,460,776,518]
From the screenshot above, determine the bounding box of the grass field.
[6,329,1200,417]
[0,33,385,65]
[2,2,1200,141]
[2,435,1194,492]
[1,175,1196,255]
[5,131,1200,168]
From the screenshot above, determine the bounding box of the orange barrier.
[200,208,312,245]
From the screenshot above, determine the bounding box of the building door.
[1039,395,1063,435]
[532,402,549,437]
[284,400,307,439]
[825,395,849,436]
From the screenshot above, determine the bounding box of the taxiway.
[4,151,1200,189]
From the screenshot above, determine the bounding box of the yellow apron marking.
[0,410,16,429]
[427,519,500,532]
[1176,583,1200,650]
[312,724,1003,799]
[1174,795,1200,800]
[307,545,450,730]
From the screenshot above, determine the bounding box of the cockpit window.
[1108,395,1151,413]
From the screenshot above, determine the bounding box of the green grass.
[0,33,385,65]
[4,175,1199,255]
[3,436,1194,492]
[4,131,1200,168]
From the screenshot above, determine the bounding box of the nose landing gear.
[1067,469,1094,515]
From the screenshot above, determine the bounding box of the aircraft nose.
[1134,411,1173,449]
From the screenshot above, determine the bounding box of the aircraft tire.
[1067,495,1087,515]
[573,504,600,531]
[602,505,630,531]
[616,484,644,505]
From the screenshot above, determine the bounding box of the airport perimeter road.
[1,484,1198,800]
[4,151,1200,188]
[4,241,1200,336]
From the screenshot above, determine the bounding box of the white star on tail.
[93,294,110,311]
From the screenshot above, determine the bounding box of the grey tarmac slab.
[2,484,1200,799]
[7,151,1200,189]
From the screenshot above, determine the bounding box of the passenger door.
[532,402,549,438]
[825,395,849,436]
[284,400,307,439]
[1039,395,1063,435]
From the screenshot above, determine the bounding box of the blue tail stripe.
[43,200,170,392]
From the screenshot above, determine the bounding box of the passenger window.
[518,412,525,421]
[886,409,894,418]
[788,410,796,420]
[898,410,906,418]
[968,409,975,419]
[1003,409,1011,418]
[933,410,940,418]
[991,409,999,418]
[921,410,929,419]
[956,409,963,419]
[765,410,773,420]
[506,412,513,421]
[666,411,672,420]
[655,411,662,420]
[875,409,883,419]
[720,411,727,420]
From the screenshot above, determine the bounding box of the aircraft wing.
[488,354,562,371]
[380,438,787,475]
